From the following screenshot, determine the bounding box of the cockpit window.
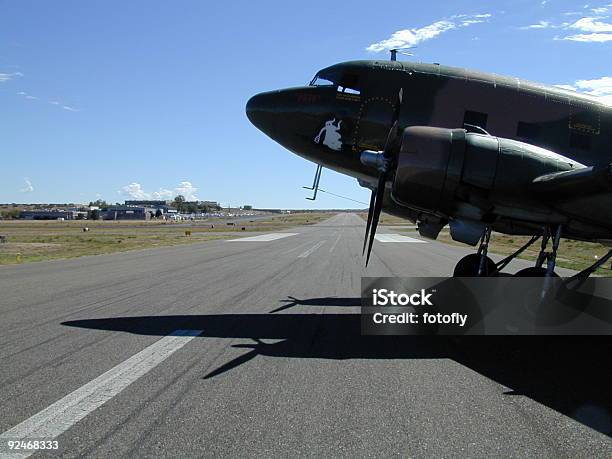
[309,70,362,92]
[309,75,335,86]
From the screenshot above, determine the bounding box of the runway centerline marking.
[374,233,427,243]
[329,229,344,253]
[228,233,298,242]
[282,240,316,255]
[0,329,202,458]
[298,240,326,258]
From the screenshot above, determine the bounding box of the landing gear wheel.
[514,267,559,277]
[453,254,497,277]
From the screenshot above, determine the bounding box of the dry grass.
[0,213,333,265]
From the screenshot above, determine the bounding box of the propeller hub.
[360,150,389,173]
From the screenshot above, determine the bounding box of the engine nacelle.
[391,126,585,216]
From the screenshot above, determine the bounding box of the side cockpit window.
[338,86,360,95]
[310,70,362,95]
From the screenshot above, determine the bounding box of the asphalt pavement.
[0,213,610,457]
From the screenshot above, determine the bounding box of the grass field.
[0,213,333,265]
[358,212,612,276]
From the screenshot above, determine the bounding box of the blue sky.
[1,0,611,208]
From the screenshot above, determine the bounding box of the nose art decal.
[314,118,343,151]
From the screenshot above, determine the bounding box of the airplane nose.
[245,91,279,133]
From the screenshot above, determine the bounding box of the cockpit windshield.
[309,70,362,95]
[309,74,335,86]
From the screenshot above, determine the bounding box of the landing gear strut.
[453,226,496,277]
[515,225,562,277]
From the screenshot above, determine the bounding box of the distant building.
[101,206,156,220]
[202,201,220,209]
[124,200,168,207]
[20,210,86,220]
[123,200,178,215]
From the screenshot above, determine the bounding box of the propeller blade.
[365,172,387,266]
[363,88,403,266]
[362,188,377,255]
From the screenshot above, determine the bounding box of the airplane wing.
[532,163,612,230]
[531,163,612,197]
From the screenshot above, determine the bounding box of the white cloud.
[520,11,612,43]
[174,181,199,201]
[570,16,612,32]
[562,15,612,41]
[554,84,577,91]
[563,32,612,41]
[16,91,79,111]
[0,71,23,83]
[152,188,174,199]
[524,8,612,41]
[520,20,553,29]
[20,178,34,193]
[366,13,491,52]
[121,183,149,199]
[121,181,199,201]
[556,76,612,104]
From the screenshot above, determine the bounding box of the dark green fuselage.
[246,60,612,242]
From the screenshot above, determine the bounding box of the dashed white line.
[282,240,316,255]
[228,233,298,242]
[329,229,344,253]
[0,330,202,458]
[374,233,427,243]
[297,240,326,258]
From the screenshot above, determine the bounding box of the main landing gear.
[453,225,569,277]
[453,225,496,277]
[513,225,561,277]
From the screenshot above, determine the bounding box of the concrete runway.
[0,213,610,457]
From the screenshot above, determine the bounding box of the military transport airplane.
[246,59,612,277]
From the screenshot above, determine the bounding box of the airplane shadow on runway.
[63,311,612,437]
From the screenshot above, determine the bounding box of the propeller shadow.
[270,296,361,313]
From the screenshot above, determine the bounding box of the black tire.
[453,254,497,277]
[514,267,559,277]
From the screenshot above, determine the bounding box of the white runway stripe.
[374,233,427,243]
[228,233,298,242]
[298,240,326,258]
[0,330,202,458]
[329,228,344,253]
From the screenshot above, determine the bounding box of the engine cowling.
[391,126,585,216]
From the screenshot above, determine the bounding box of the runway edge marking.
[0,329,202,458]
[228,233,299,242]
[374,233,427,243]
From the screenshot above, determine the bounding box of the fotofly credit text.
[370,288,468,327]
